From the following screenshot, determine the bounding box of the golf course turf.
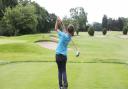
[0,32,128,89]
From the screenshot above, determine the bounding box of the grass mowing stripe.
[0,63,128,89]
[68,63,128,89]
[0,63,57,89]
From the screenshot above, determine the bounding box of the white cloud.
[33,0,128,23]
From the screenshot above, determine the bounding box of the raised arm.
[55,17,67,33]
[61,22,67,33]
[54,17,61,32]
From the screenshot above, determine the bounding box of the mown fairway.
[0,32,128,89]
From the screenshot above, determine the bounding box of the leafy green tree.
[111,19,120,31]
[1,4,37,36]
[102,28,107,35]
[105,17,124,31]
[0,0,3,19]
[49,13,57,30]
[19,0,31,6]
[118,17,124,31]
[120,18,128,32]
[121,17,128,28]
[73,19,80,35]
[93,22,102,31]
[70,7,87,32]
[102,15,108,29]
[0,0,18,18]
[0,21,14,36]
[3,0,18,7]
[123,26,128,35]
[88,26,95,36]
[31,2,51,33]
[62,16,72,29]
[107,18,112,31]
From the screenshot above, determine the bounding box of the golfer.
[55,17,74,89]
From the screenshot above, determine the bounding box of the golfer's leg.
[62,59,68,87]
[58,63,63,87]
[56,55,63,88]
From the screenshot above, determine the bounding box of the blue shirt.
[56,31,71,56]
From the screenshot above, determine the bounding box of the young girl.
[55,17,74,89]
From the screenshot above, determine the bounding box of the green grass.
[68,32,128,63]
[0,34,54,61]
[0,31,128,89]
[0,63,128,89]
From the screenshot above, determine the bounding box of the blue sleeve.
[58,30,64,37]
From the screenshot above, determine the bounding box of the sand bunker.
[38,42,57,50]
[38,41,71,50]
[119,35,128,39]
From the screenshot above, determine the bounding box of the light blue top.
[56,30,71,56]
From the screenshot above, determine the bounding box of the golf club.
[60,20,80,57]
[71,39,80,57]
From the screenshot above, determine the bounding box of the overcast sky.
[33,0,128,23]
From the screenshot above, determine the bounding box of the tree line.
[0,0,57,36]
[102,15,126,31]
[88,15,128,36]
[91,15,128,32]
[0,0,127,36]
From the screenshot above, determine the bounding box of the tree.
[93,22,102,31]
[3,0,18,7]
[31,2,51,33]
[0,0,3,19]
[102,15,108,29]
[121,17,128,28]
[0,0,18,19]
[1,4,38,36]
[19,0,31,6]
[118,17,124,31]
[123,26,128,35]
[62,16,71,28]
[88,26,95,36]
[49,13,57,30]
[70,7,87,32]
[102,28,107,35]
[107,18,112,31]
[75,21,79,36]
[111,19,120,31]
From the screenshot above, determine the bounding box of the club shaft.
[71,39,78,51]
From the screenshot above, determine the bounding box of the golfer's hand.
[55,17,62,32]
[57,17,62,25]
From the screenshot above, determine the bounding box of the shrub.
[88,26,95,36]
[76,29,79,36]
[102,28,107,35]
[123,27,128,35]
